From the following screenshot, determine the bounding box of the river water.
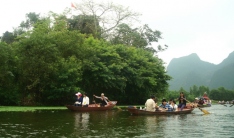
[0,104,234,138]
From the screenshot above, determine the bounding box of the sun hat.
[75,92,81,96]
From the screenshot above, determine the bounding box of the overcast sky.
[1,0,233,67]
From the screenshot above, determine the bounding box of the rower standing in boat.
[93,93,109,107]
[177,92,187,111]
[145,95,157,112]
[82,93,89,107]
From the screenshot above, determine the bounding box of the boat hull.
[128,107,194,115]
[197,104,211,108]
[66,101,117,111]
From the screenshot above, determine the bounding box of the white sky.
[1,0,233,67]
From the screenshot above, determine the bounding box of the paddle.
[92,96,99,107]
[183,98,210,114]
[106,98,122,110]
[230,104,234,107]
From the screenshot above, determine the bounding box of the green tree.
[110,23,167,53]
[1,31,16,44]
[0,42,19,105]
[19,12,40,31]
[15,18,84,105]
[68,15,101,38]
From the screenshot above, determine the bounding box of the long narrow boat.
[127,107,194,115]
[66,101,117,111]
[197,104,211,108]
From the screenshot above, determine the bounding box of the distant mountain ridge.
[166,51,234,91]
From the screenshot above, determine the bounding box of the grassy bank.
[0,106,67,112]
[0,105,143,112]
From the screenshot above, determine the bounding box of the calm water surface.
[0,104,234,138]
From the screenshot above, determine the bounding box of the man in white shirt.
[82,93,89,107]
[145,95,156,112]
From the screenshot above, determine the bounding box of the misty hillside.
[166,51,234,91]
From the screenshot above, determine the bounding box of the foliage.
[110,23,167,53]
[0,1,171,105]
[0,42,20,105]
[67,15,101,38]
[0,106,66,112]
[210,87,234,101]
[13,18,85,105]
[1,31,16,44]
[166,85,234,102]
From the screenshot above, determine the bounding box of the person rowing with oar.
[93,93,110,107]
[176,92,187,111]
[182,98,210,114]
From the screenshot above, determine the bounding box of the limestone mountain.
[166,51,234,91]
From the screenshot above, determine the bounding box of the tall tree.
[19,12,41,31]
[67,15,101,38]
[1,31,16,44]
[0,42,19,105]
[72,0,140,39]
[110,23,167,53]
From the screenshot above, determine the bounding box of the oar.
[116,106,122,110]
[92,95,100,107]
[183,98,210,114]
[106,99,122,110]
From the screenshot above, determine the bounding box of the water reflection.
[74,112,90,131]
[0,105,234,137]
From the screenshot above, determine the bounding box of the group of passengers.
[74,92,90,107]
[195,97,211,105]
[145,92,187,112]
[218,100,234,104]
[74,92,110,107]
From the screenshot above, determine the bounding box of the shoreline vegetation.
[0,105,143,112]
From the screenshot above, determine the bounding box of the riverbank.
[0,106,66,112]
[0,105,143,112]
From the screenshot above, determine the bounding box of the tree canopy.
[0,0,170,105]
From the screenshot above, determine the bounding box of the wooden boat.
[197,104,211,108]
[127,107,194,115]
[66,101,117,111]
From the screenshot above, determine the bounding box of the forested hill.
[167,51,234,91]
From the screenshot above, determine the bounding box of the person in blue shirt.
[75,92,83,106]
[159,99,172,111]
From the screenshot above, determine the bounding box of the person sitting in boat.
[177,92,187,111]
[159,99,172,111]
[82,93,89,107]
[170,100,178,111]
[168,99,173,105]
[93,93,109,107]
[145,95,157,112]
[194,97,199,103]
[75,92,83,106]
